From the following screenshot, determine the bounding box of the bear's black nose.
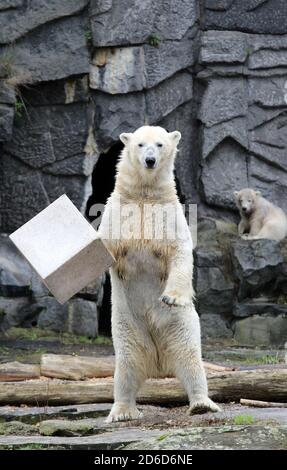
[242,207,247,212]
[145,157,156,168]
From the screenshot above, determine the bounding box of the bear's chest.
[108,240,176,282]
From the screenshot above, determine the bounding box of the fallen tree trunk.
[0,369,286,405]
[0,362,40,382]
[40,354,234,380]
[240,398,287,408]
[41,355,115,380]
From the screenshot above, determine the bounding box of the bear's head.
[234,188,261,216]
[119,126,181,178]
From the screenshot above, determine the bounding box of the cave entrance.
[86,142,123,336]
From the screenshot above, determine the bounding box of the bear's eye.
[248,199,251,203]
[138,143,144,148]
[157,143,163,148]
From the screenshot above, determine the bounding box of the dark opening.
[86,142,123,336]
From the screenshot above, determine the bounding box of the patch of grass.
[157,433,169,441]
[61,333,112,346]
[233,414,255,425]
[4,326,113,346]
[147,34,161,47]
[15,96,25,118]
[241,354,281,365]
[0,50,14,78]
[278,295,287,305]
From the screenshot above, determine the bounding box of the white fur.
[234,188,287,241]
[98,126,220,422]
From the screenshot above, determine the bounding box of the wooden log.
[0,362,40,382]
[40,354,235,380]
[0,369,286,405]
[203,361,236,372]
[240,398,287,408]
[41,354,115,380]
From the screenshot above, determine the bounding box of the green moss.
[0,421,38,436]
[233,415,255,425]
[147,34,161,47]
[278,295,287,305]
[157,434,169,441]
[0,50,14,78]
[15,96,25,118]
[4,326,113,346]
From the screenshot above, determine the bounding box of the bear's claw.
[160,293,190,307]
[188,397,221,415]
[106,403,142,423]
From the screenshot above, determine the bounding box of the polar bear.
[234,188,287,241]
[98,125,220,422]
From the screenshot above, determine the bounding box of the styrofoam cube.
[9,194,114,304]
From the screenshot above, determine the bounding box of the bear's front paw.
[188,396,221,415]
[160,291,191,307]
[105,403,142,423]
[241,233,252,240]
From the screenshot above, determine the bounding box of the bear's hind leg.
[163,308,221,415]
[106,358,144,423]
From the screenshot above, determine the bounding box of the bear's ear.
[169,130,181,145]
[233,191,239,198]
[255,190,261,197]
[120,133,133,145]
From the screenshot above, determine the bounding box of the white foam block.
[9,194,114,304]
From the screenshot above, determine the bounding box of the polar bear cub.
[98,125,220,422]
[234,188,287,241]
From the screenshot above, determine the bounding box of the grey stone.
[40,173,92,215]
[234,301,287,318]
[0,1,23,12]
[0,428,163,450]
[159,100,195,205]
[124,425,287,450]
[0,15,90,83]
[0,81,15,104]
[0,297,30,329]
[204,0,287,35]
[39,418,105,437]
[249,156,287,214]
[22,77,89,107]
[90,0,198,46]
[199,31,248,64]
[90,40,195,93]
[146,72,193,124]
[0,103,14,141]
[199,78,247,128]
[195,266,234,315]
[4,103,90,169]
[194,246,225,268]
[201,140,249,210]
[0,0,89,44]
[92,91,146,150]
[202,117,248,159]
[67,298,99,338]
[0,421,37,436]
[0,153,50,233]
[37,297,68,332]
[0,234,33,297]
[249,113,287,173]
[234,314,287,347]
[200,313,233,339]
[231,239,284,300]
[78,275,105,304]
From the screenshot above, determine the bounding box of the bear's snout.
[145,156,156,169]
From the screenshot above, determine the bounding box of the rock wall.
[0,1,286,344]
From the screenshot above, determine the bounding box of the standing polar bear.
[234,188,287,241]
[98,125,220,422]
